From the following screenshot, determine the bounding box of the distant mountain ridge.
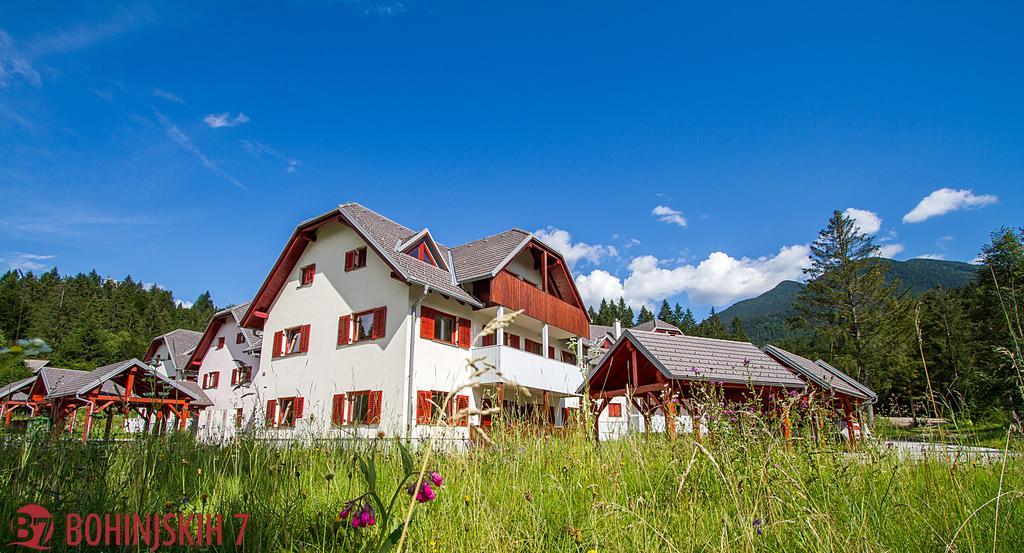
[718,258,979,345]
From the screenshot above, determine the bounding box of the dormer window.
[407,241,438,266]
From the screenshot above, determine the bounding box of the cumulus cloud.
[575,244,811,308]
[877,244,905,258]
[903,188,998,223]
[652,205,687,227]
[535,227,617,269]
[203,112,250,128]
[0,252,54,272]
[844,207,882,235]
[916,253,946,260]
[175,299,194,309]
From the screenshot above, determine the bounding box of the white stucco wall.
[195,316,259,442]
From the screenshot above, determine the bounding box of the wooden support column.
[782,409,792,442]
[666,398,676,439]
[541,250,549,293]
[103,411,114,441]
[142,407,151,434]
[0,403,6,427]
[3,409,11,427]
[179,405,190,431]
[843,399,856,449]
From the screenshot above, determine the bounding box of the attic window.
[300,264,315,286]
[406,241,438,267]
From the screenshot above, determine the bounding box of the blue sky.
[1,1,1020,316]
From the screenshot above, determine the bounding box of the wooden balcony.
[473,271,590,336]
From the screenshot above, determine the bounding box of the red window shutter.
[337,315,351,345]
[416,391,432,424]
[368,391,382,424]
[294,397,304,420]
[357,248,367,267]
[331,394,346,426]
[548,346,555,359]
[201,374,207,388]
[509,334,520,349]
[230,369,237,385]
[212,373,219,388]
[482,334,495,346]
[373,306,387,339]
[457,318,471,349]
[344,251,355,272]
[265,400,277,428]
[299,324,311,352]
[217,337,225,349]
[419,307,435,339]
[455,395,469,427]
[272,331,283,357]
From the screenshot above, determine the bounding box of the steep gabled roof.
[450,228,532,282]
[0,376,36,400]
[48,358,213,406]
[633,319,684,335]
[763,345,868,400]
[185,302,261,371]
[143,329,203,373]
[37,367,91,397]
[815,359,878,402]
[582,330,805,392]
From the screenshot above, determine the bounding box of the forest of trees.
[589,216,1024,419]
[0,269,219,382]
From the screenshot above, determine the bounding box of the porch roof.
[763,345,871,400]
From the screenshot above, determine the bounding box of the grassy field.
[0,423,1021,552]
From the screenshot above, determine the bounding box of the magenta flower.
[339,499,376,529]
[429,471,444,488]
[407,479,438,503]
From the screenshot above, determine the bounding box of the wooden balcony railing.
[478,271,590,336]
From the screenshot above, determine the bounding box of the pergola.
[581,330,807,442]
[763,345,877,447]
[0,359,211,442]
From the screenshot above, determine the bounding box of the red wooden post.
[179,405,190,431]
[0,403,6,427]
[666,397,676,439]
[843,399,856,449]
[3,409,11,427]
[541,250,549,293]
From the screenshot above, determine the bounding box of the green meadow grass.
[0,423,1021,552]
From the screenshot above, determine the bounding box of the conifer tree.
[698,307,728,339]
[658,300,675,325]
[678,307,698,335]
[616,298,634,328]
[729,316,748,341]
[637,305,655,324]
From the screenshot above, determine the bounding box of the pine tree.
[729,317,749,342]
[616,298,634,328]
[637,305,655,324]
[587,305,599,322]
[795,210,906,386]
[678,307,698,335]
[596,299,612,325]
[658,300,675,326]
[698,308,728,339]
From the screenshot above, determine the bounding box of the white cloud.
[843,207,882,235]
[152,87,183,103]
[575,244,812,308]
[877,244,905,258]
[1,252,55,272]
[575,269,625,307]
[903,188,998,223]
[0,30,41,88]
[203,112,250,128]
[535,227,617,269]
[156,110,247,190]
[242,140,302,174]
[652,205,687,227]
[916,253,946,260]
[175,299,194,309]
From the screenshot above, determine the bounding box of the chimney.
[613,319,622,339]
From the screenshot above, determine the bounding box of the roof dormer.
[396,229,447,270]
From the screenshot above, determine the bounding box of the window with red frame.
[217,337,225,350]
[524,339,542,356]
[416,390,469,426]
[201,372,220,390]
[300,264,315,286]
[608,403,622,418]
[347,391,382,425]
[406,241,437,266]
[230,366,251,385]
[236,332,245,344]
[561,350,577,365]
[276,396,304,427]
[272,325,310,357]
[344,247,368,272]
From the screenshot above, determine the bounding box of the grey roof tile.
[151,329,203,373]
[0,376,36,399]
[622,330,804,388]
[763,345,867,399]
[339,203,480,306]
[633,319,684,334]
[589,324,615,341]
[815,359,877,401]
[450,228,531,282]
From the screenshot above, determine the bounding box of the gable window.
[608,403,623,418]
[345,247,368,272]
[300,264,316,286]
[217,337,225,350]
[347,390,382,425]
[407,242,437,266]
[272,325,310,357]
[236,332,245,344]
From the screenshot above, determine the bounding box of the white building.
[236,202,591,442]
[144,329,203,381]
[185,303,261,441]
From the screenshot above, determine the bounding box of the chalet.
[143,329,203,381]
[185,303,261,440]
[238,202,590,441]
[583,329,806,440]
[0,359,211,441]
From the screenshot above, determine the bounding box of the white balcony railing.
[471,345,584,396]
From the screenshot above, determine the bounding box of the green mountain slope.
[719,258,979,344]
